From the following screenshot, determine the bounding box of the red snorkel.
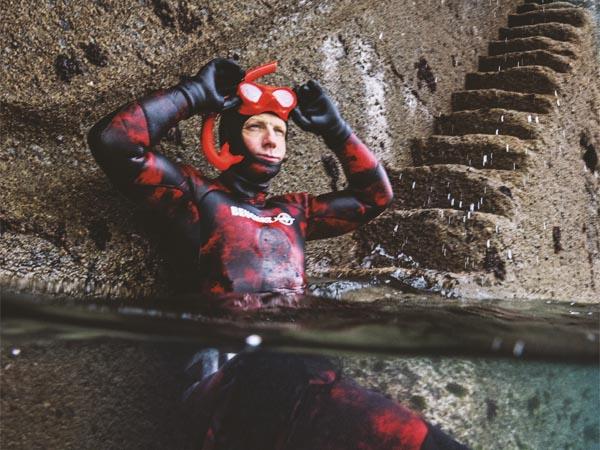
[200,61,296,171]
[244,61,279,81]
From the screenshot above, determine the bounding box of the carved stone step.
[499,23,582,43]
[523,0,578,3]
[465,67,561,95]
[479,50,573,73]
[436,108,546,140]
[508,8,588,28]
[489,36,578,58]
[452,89,554,113]
[517,2,578,13]
[388,165,519,217]
[413,135,536,171]
[356,208,515,274]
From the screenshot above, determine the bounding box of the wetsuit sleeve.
[87,88,203,215]
[306,133,393,240]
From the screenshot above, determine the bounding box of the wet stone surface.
[1,2,599,302]
[54,54,85,82]
[80,42,108,67]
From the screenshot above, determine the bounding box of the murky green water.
[1,281,599,449]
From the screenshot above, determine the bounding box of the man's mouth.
[256,154,281,163]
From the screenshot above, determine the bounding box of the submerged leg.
[182,351,469,450]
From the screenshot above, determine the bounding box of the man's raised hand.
[291,80,351,149]
[178,58,244,115]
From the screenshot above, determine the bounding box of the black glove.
[177,58,244,115]
[291,80,351,149]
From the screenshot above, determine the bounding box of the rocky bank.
[2,0,598,301]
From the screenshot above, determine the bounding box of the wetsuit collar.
[219,170,269,200]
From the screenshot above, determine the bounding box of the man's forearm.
[88,86,192,159]
[332,133,393,212]
[134,87,194,146]
[87,85,197,205]
[305,134,393,240]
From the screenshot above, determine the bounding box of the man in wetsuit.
[88,58,393,294]
[89,59,467,450]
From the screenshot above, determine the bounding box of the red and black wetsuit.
[184,351,469,450]
[88,86,393,294]
[89,62,467,450]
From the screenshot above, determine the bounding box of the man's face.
[241,113,287,163]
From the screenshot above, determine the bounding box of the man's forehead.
[246,113,287,128]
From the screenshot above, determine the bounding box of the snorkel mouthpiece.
[200,61,297,171]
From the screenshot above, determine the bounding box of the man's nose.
[262,129,277,147]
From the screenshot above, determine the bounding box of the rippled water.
[1,280,599,449]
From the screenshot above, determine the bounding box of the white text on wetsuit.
[230,206,295,226]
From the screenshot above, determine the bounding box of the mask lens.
[273,89,295,108]
[240,83,263,103]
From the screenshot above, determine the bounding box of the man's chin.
[250,160,281,175]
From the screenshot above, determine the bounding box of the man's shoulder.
[179,164,220,200]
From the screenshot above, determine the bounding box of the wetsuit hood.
[218,109,284,196]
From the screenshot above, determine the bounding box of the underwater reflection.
[1,289,598,449]
[181,350,469,450]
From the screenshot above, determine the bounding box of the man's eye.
[275,129,285,136]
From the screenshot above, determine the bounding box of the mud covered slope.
[1,0,598,300]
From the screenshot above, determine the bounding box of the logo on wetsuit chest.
[230,206,295,226]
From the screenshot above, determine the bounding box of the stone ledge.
[488,36,579,58]
[452,89,555,113]
[388,164,520,217]
[508,8,589,28]
[465,66,562,95]
[356,208,515,274]
[517,2,579,14]
[478,50,573,73]
[413,135,537,171]
[523,0,579,4]
[390,164,520,217]
[498,23,582,43]
[436,108,547,140]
